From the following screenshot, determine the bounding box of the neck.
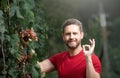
[68,45,82,56]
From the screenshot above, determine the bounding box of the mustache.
[67,39,76,42]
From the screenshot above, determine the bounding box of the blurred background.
[42,0,120,78]
[0,0,120,78]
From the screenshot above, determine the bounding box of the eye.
[65,33,70,36]
[73,32,78,35]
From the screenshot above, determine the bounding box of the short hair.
[62,18,83,33]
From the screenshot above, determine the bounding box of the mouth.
[67,40,76,45]
[68,39,76,42]
[67,41,75,44]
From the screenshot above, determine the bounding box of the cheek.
[63,36,69,42]
[63,37,68,42]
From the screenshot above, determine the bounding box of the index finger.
[89,39,95,46]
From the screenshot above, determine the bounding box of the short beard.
[66,42,80,50]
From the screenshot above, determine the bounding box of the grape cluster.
[20,29,38,45]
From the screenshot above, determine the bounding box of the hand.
[82,39,95,57]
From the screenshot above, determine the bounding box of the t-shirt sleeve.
[48,54,59,68]
[92,54,101,73]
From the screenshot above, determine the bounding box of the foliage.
[0,0,119,78]
[86,17,102,56]
[0,0,48,78]
[108,17,120,78]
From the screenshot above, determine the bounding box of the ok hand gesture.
[82,39,95,58]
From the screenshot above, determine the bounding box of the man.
[38,18,101,78]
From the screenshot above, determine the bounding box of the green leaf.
[27,11,35,23]
[32,66,39,78]
[10,34,20,44]
[10,3,24,19]
[16,7,24,19]
[0,10,6,33]
[5,35,11,41]
[34,63,40,70]
[8,68,18,78]
[22,0,35,10]
[9,48,21,61]
[0,25,6,33]
[10,4,16,17]
[0,10,3,18]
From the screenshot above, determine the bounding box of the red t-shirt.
[49,50,101,78]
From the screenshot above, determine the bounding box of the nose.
[70,34,74,39]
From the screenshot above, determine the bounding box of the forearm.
[37,59,55,73]
[86,56,100,78]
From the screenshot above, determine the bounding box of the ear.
[80,32,84,39]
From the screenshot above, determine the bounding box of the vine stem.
[1,0,10,77]
[1,33,6,78]
[7,0,10,27]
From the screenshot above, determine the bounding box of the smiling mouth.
[68,39,76,42]
[68,41,76,44]
[67,41,74,43]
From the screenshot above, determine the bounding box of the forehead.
[64,24,80,33]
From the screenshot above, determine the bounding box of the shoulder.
[92,54,100,61]
[50,51,67,58]
[91,53,101,68]
[48,51,68,67]
[49,51,67,62]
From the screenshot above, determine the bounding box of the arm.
[82,39,100,78]
[37,59,55,73]
[85,56,100,78]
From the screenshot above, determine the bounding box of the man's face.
[62,24,84,49]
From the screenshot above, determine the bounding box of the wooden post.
[99,3,111,78]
